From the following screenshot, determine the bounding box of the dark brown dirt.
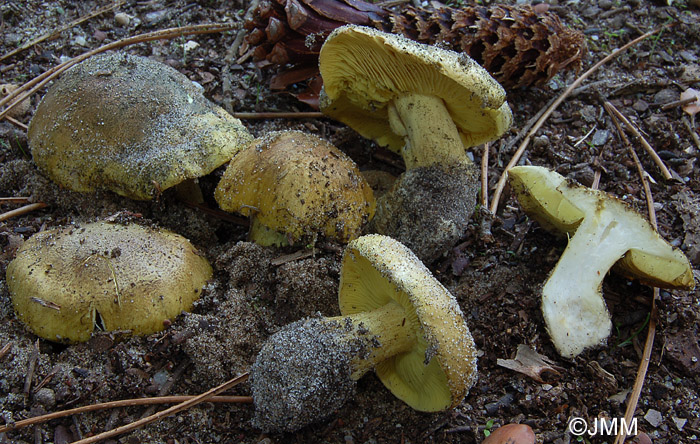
[1,1,699,443]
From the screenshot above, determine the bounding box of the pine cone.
[241,0,586,89]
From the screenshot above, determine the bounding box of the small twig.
[489,26,664,214]
[0,395,252,434]
[682,116,700,151]
[71,373,250,444]
[573,124,597,147]
[480,143,489,208]
[444,425,472,434]
[0,1,125,63]
[222,0,261,112]
[661,96,698,110]
[179,200,249,226]
[0,343,11,360]
[0,202,48,222]
[271,249,315,266]
[3,115,28,131]
[605,102,673,180]
[33,368,58,394]
[232,111,325,119]
[138,360,189,419]
[606,103,661,444]
[23,339,40,396]
[605,102,656,225]
[0,197,31,204]
[225,0,260,63]
[0,23,238,121]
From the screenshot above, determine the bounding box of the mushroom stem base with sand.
[376,80,482,263]
[250,301,415,432]
[251,234,478,433]
[369,161,478,262]
[388,94,468,169]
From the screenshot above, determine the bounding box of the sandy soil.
[1,0,699,443]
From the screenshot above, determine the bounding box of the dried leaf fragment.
[497,344,563,383]
[681,88,700,116]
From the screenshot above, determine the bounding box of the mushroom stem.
[542,212,637,358]
[249,216,290,247]
[321,300,415,380]
[250,300,417,432]
[388,94,469,169]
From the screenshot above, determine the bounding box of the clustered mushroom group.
[4,20,695,438]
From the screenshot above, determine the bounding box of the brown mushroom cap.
[6,222,212,343]
[214,130,375,245]
[28,52,252,200]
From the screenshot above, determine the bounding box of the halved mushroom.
[214,130,375,246]
[250,234,477,432]
[6,221,213,343]
[508,166,695,358]
[28,52,252,200]
[319,25,512,261]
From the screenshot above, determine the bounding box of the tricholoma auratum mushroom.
[28,52,252,200]
[319,25,512,262]
[508,166,695,358]
[6,221,213,343]
[214,130,375,246]
[250,234,477,432]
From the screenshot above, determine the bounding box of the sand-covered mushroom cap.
[508,166,695,358]
[28,52,252,200]
[6,221,213,343]
[319,25,512,168]
[214,130,375,246]
[250,234,476,432]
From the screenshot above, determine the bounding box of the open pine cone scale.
[241,0,586,90]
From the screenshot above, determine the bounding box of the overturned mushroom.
[6,221,212,343]
[508,166,695,358]
[214,130,375,246]
[250,234,477,432]
[319,25,512,261]
[28,52,252,200]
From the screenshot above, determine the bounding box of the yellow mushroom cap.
[338,234,477,411]
[508,166,695,289]
[508,166,694,357]
[6,222,213,343]
[214,130,376,245]
[319,25,513,153]
[28,52,252,200]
